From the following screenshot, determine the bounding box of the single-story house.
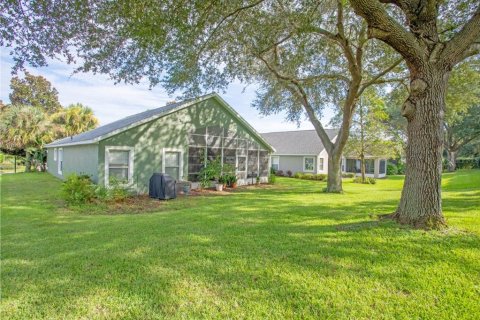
[261,130,387,178]
[46,93,275,193]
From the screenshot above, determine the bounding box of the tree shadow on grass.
[2,172,480,318]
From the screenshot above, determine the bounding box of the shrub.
[108,177,129,202]
[269,173,276,184]
[276,170,284,176]
[286,170,293,177]
[456,157,480,169]
[313,174,327,181]
[293,172,303,179]
[62,174,95,205]
[397,162,406,174]
[342,173,355,178]
[302,173,314,180]
[386,163,398,175]
[352,176,377,184]
[95,186,109,200]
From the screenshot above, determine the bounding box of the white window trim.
[53,148,57,161]
[105,146,134,187]
[271,156,280,170]
[57,148,63,175]
[162,148,184,180]
[303,156,315,172]
[318,157,324,171]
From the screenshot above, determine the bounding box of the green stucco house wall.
[46,93,275,194]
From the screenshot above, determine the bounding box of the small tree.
[344,91,396,182]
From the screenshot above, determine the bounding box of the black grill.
[149,173,177,200]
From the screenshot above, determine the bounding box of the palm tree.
[52,103,98,137]
[0,105,55,171]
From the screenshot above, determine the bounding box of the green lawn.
[1,171,479,319]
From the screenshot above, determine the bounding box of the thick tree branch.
[255,54,335,152]
[441,4,480,67]
[358,57,403,95]
[349,0,425,67]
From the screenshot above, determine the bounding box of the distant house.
[45,93,275,193]
[262,130,387,178]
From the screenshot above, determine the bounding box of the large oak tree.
[350,0,480,228]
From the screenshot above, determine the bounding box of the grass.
[1,171,479,319]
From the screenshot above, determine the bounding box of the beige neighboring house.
[261,129,387,178]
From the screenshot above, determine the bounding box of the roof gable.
[46,93,274,152]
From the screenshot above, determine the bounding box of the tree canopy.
[9,71,62,114]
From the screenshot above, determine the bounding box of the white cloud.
[0,48,333,132]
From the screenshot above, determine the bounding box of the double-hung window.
[303,156,315,172]
[163,148,183,181]
[271,156,280,171]
[319,158,324,171]
[105,146,134,185]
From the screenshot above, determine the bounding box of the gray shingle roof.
[261,129,338,155]
[46,94,209,147]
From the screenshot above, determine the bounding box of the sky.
[1,47,333,133]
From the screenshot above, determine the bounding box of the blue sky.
[1,47,333,133]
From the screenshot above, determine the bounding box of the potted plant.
[218,175,227,189]
[227,174,238,188]
[182,181,191,195]
[215,180,224,191]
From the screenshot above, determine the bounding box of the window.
[380,159,386,174]
[346,159,358,173]
[271,156,280,171]
[259,151,269,176]
[365,159,375,174]
[303,157,314,172]
[105,146,134,185]
[188,147,204,181]
[319,158,324,171]
[57,148,63,175]
[54,148,57,161]
[247,150,258,178]
[237,155,247,172]
[163,148,183,180]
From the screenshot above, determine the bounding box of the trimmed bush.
[62,174,95,205]
[286,170,293,177]
[313,174,327,181]
[456,157,480,169]
[352,176,377,184]
[276,170,284,176]
[293,172,302,179]
[342,173,355,178]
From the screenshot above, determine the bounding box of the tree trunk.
[360,154,366,183]
[394,69,448,229]
[446,149,457,172]
[25,151,32,172]
[327,153,343,193]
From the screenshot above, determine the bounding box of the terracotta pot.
[231,182,238,189]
